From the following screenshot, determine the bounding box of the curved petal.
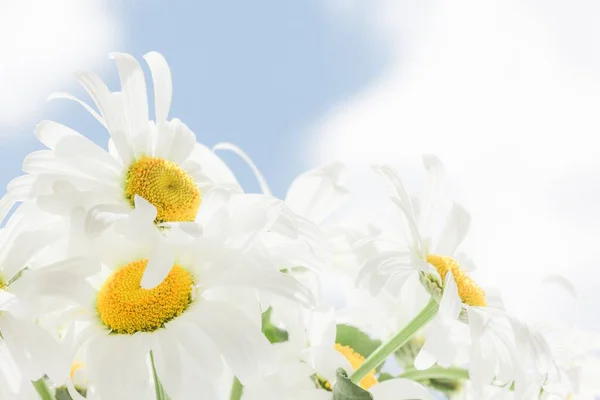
[140,236,174,289]
[73,70,120,136]
[155,119,196,164]
[182,143,242,193]
[285,162,349,224]
[213,142,272,195]
[47,92,105,127]
[189,300,274,384]
[204,265,315,307]
[435,202,471,256]
[109,53,149,137]
[168,319,224,383]
[143,51,172,124]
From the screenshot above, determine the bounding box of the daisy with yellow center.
[360,157,488,309]
[37,208,315,400]
[0,51,243,251]
[242,314,433,400]
[352,157,495,377]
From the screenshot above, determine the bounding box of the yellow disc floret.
[97,259,194,334]
[426,254,487,307]
[334,344,378,390]
[125,156,201,223]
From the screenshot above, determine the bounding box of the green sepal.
[332,368,373,400]
[261,307,289,344]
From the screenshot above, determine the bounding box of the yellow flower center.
[334,344,378,390]
[125,156,201,223]
[426,254,487,307]
[96,259,194,334]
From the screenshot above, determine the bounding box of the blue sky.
[0,1,389,198]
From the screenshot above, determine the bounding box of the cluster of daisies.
[0,52,598,400]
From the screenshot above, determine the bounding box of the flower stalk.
[399,366,469,381]
[350,297,439,384]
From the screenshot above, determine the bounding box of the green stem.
[229,377,243,400]
[32,377,55,400]
[350,297,439,385]
[399,366,469,381]
[150,351,168,400]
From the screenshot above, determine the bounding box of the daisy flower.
[242,311,433,400]
[0,51,241,252]
[358,156,485,308]
[356,157,487,351]
[34,193,316,400]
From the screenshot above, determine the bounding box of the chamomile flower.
[35,196,315,400]
[358,156,485,307]
[242,311,433,400]
[1,51,241,255]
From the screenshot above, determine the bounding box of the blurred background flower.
[0,0,599,334]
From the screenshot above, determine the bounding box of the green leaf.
[261,307,289,344]
[377,372,395,382]
[333,368,373,400]
[336,324,381,358]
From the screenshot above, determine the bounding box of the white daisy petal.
[284,162,349,225]
[109,52,149,138]
[435,202,471,256]
[143,51,172,124]
[47,92,106,127]
[157,119,196,164]
[85,203,131,238]
[73,70,120,135]
[34,120,80,150]
[438,271,462,324]
[190,300,274,384]
[213,142,272,195]
[204,265,315,306]
[182,143,242,193]
[169,319,224,383]
[152,330,183,399]
[140,236,174,289]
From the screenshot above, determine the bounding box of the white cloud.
[0,0,117,130]
[315,0,600,330]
